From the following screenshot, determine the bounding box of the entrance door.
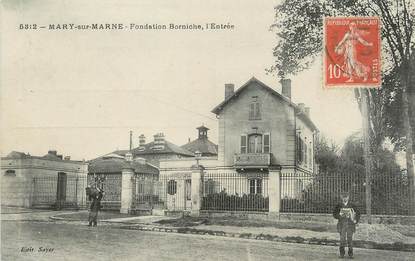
[56,172,67,209]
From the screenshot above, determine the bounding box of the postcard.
[1,0,414,260]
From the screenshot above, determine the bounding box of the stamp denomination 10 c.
[324,17,381,88]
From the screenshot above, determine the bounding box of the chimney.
[298,103,306,113]
[125,152,133,162]
[139,134,146,147]
[280,79,291,99]
[225,83,234,99]
[154,133,165,145]
[129,131,133,150]
[305,107,310,117]
[64,156,71,161]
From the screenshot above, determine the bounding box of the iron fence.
[87,174,121,210]
[133,173,191,212]
[201,171,269,212]
[280,170,410,215]
[32,176,88,209]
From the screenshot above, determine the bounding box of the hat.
[340,191,350,198]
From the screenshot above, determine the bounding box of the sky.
[1,0,362,160]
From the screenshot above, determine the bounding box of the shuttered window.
[249,97,261,120]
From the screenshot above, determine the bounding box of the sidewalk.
[50,211,415,252]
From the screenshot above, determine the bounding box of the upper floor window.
[296,134,304,164]
[240,133,270,154]
[249,97,261,120]
[248,134,262,153]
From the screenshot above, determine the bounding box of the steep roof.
[211,77,318,131]
[88,156,158,174]
[181,139,218,156]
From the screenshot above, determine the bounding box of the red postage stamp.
[324,17,381,88]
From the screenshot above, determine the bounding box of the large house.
[212,77,317,173]
[158,77,318,213]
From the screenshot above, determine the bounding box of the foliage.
[201,193,269,212]
[270,0,415,162]
[302,132,410,215]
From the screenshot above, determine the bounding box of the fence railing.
[201,172,269,212]
[87,174,121,210]
[280,170,410,215]
[32,176,88,209]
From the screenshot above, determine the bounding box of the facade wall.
[296,118,315,173]
[217,82,294,167]
[1,157,88,208]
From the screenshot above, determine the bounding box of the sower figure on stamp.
[86,185,104,227]
[333,191,360,259]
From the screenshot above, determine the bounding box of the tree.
[314,134,340,173]
[270,0,415,214]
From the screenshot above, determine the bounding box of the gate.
[133,173,191,213]
[56,172,67,209]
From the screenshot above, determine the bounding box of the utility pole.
[361,89,372,223]
[129,131,133,151]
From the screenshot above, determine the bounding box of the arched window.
[4,170,16,177]
[167,180,177,195]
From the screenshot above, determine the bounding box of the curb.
[117,224,415,252]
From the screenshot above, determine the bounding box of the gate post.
[121,164,134,214]
[190,165,204,217]
[268,166,281,218]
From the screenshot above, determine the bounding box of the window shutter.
[255,103,261,119]
[263,133,270,153]
[240,134,247,154]
[249,104,255,120]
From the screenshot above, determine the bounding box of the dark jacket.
[333,201,361,232]
[90,192,103,211]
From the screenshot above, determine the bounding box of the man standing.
[87,187,104,227]
[333,191,360,258]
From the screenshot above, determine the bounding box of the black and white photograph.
[1,0,414,260]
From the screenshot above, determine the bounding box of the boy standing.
[333,192,360,258]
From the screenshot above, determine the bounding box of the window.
[308,143,312,169]
[4,170,16,177]
[249,179,262,194]
[167,180,177,195]
[304,142,307,167]
[296,135,305,164]
[240,134,247,154]
[249,97,261,120]
[248,134,263,153]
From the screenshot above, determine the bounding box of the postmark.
[324,17,381,88]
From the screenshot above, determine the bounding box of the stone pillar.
[120,165,134,214]
[190,165,204,217]
[268,167,281,217]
